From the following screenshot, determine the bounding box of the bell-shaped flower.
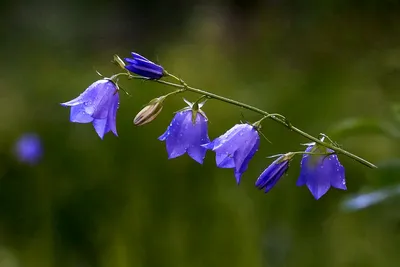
[14,133,43,165]
[296,144,346,199]
[203,124,260,184]
[158,100,210,164]
[255,153,293,193]
[124,52,164,80]
[61,79,119,139]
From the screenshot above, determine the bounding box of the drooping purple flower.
[61,79,119,139]
[158,101,210,164]
[296,145,346,199]
[125,52,164,79]
[14,133,43,165]
[255,153,293,193]
[203,124,260,184]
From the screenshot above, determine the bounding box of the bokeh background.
[1,0,400,266]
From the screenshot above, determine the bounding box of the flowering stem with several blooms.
[61,51,379,200]
[113,70,376,169]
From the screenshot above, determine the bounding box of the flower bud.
[134,97,165,126]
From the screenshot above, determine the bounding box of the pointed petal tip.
[190,156,204,164]
[264,187,273,193]
[235,171,243,185]
[311,190,327,200]
[313,194,323,200]
[167,154,180,160]
[60,102,73,107]
[187,147,206,165]
[167,149,186,160]
[97,133,105,140]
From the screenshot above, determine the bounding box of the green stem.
[127,73,377,169]
[164,89,185,98]
[290,151,336,157]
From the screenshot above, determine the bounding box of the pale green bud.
[133,97,165,126]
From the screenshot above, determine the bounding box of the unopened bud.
[134,97,165,126]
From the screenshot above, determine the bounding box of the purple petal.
[125,58,164,79]
[307,177,331,200]
[201,141,215,150]
[91,81,118,119]
[61,80,117,121]
[131,52,150,61]
[234,170,243,184]
[264,164,288,193]
[216,152,235,168]
[324,154,347,190]
[296,174,307,186]
[331,164,347,190]
[186,113,210,163]
[70,105,94,123]
[212,124,254,166]
[187,145,206,164]
[263,166,288,193]
[163,111,190,159]
[187,115,210,163]
[61,80,106,107]
[296,151,312,186]
[93,118,108,139]
[234,133,260,173]
[208,124,243,150]
[106,93,119,136]
[256,159,283,188]
[125,58,136,64]
[158,129,169,141]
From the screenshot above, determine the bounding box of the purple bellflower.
[14,133,43,165]
[203,124,260,184]
[296,144,346,199]
[255,153,293,193]
[125,52,164,80]
[61,79,119,139]
[158,100,210,164]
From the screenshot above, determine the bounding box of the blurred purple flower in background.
[61,79,119,139]
[203,124,260,184]
[158,101,210,164]
[14,133,43,165]
[296,145,346,199]
[125,52,164,79]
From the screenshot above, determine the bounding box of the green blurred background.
[1,0,400,266]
